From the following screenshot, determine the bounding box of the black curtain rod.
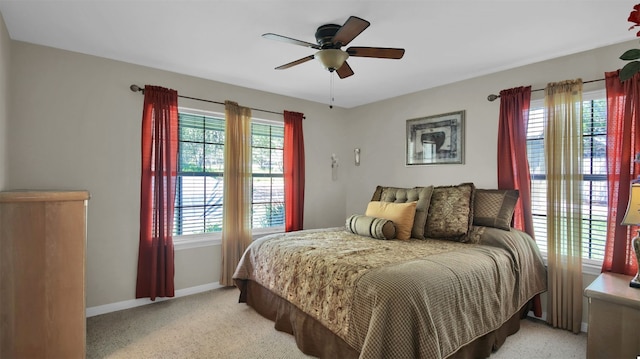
[486,78,605,102]
[130,84,304,118]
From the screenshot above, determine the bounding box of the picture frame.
[406,110,465,165]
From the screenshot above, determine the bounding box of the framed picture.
[406,110,465,165]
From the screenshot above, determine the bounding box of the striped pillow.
[346,215,397,240]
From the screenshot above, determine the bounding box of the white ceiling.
[0,0,635,108]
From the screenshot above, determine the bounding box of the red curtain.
[497,86,535,236]
[602,70,640,276]
[284,110,305,232]
[496,86,541,317]
[136,85,179,300]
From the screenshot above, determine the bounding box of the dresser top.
[0,190,90,203]
[585,272,640,310]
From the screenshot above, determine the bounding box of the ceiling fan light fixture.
[315,49,349,71]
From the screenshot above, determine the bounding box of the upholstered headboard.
[371,186,432,239]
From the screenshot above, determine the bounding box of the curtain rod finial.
[130,84,143,93]
[487,94,499,102]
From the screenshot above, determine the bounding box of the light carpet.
[87,287,586,359]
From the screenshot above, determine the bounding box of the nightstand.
[584,272,640,359]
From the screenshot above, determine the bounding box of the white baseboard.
[86,282,223,318]
[527,311,588,333]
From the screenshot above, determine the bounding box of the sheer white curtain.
[220,101,253,286]
[544,79,583,333]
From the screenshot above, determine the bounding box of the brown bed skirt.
[235,279,532,359]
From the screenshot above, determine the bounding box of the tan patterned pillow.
[345,214,396,240]
[425,183,475,241]
[365,201,417,240]
[377,186,434,239]
[473,189,519,230]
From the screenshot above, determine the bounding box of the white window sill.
[539,253,603,277]
[582,260,603,276]
[174,233,221,250]
[174,227,284,251]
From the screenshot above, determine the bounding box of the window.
[526,91,607,262]
[173,110,284,237]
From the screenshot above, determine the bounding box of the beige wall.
[6,41,350,307]
[4,23,631,314]
[0,12,9,191]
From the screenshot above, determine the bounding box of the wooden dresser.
[0,190,89,358]
[584,272,640,359]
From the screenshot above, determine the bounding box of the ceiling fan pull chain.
[329,72,334,109]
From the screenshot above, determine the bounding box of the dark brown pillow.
[425,183,475,241]
[473,189,519,230]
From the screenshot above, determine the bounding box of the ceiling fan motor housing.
[315,24,341,48]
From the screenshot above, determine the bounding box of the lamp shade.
[315,49,349,71]
[622,182,640,225]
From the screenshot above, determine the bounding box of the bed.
[233,183,547,359]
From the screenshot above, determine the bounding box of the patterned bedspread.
[233,227,546,359]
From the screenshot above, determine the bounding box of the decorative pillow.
[465,225,486,244]
[425,183,475,241]
[345,214,397,240]
[473,189,519,230]
[371,186,433,239]
[365,201,417,240]
[378,186,434,239]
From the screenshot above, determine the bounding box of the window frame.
[172,108,285,250]
[527,89,607,275]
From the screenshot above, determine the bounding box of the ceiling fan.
[263,16,405,79]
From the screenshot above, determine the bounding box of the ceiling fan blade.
[275,55,315,70]
[262,33,320,49]
[336,61,354,79]
[332,16,370,47]
[347,47,405,59]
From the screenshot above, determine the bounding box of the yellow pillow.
[365,201,417,240]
